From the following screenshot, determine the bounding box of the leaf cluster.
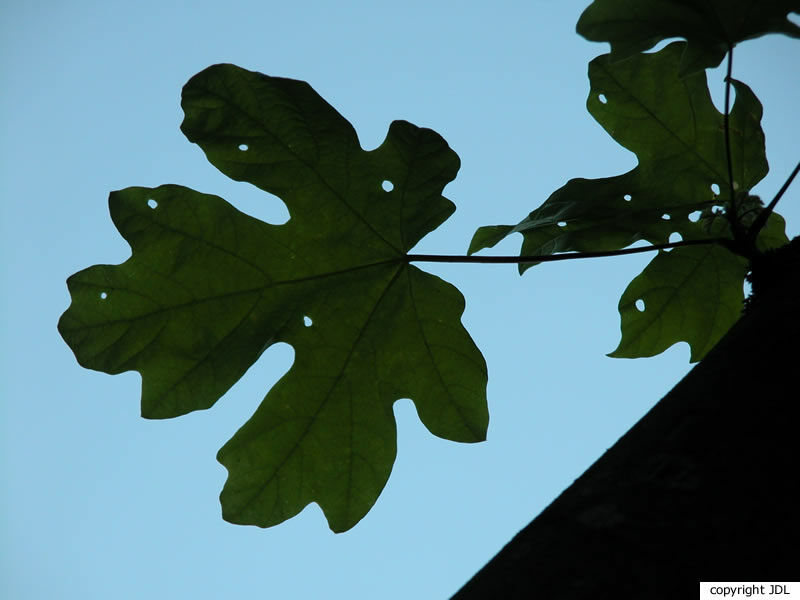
[470,1,796,361]
[59,0,798,531]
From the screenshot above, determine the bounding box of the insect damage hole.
[303,315,313,327]
[147,199,158,209]
[688,210,701,222]
[710,183,720,195]
[238,143,249,151]
[381,180,394,192]
[623,194,632,202]
[661,213,671,220]
[99,291,108,300]
[557,221,567,228]
[635,299,645,312]
[598,93,608,104]
[664,232,683,251]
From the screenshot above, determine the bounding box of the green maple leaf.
[577,0,800,75]
[470,43,787,361]
[58,64,488,532]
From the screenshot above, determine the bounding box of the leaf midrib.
[68,259,403,335]
[226,263,408,526]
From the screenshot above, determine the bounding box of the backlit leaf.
[576,0,800,74]
[59,64,488,532]
[470,43,787,360]
[608,244,748,361]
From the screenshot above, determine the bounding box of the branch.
[406,238,729,265]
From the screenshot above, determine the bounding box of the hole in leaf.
[789,12,800,26]
[100,291,108,300]
[303,315,313,327]
[688,210,701,222]
[147,199,158,209]
[557,221,567,228]
[623,194,632,202]
[663,232,683,251]
[381,180,393,192]
[661,213,671,220]
[598,93,608,104]
[642,39,678,55]
[239,143,249,151]
[635,299,645,312]
[710,183,720,195]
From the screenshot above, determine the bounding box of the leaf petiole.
[722,45,744,244]
[407,238,730,264]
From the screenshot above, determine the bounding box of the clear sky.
[2,1,798,598]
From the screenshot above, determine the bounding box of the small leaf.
[608,245,748,361]
[59,64,488,532]
[756,212,790,252]
[467,225,514,255]
[577,0,800,74]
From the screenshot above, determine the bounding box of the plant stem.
[406,238,728,265]
[722,45,742,241]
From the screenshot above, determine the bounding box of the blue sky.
[2,1,798,598]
